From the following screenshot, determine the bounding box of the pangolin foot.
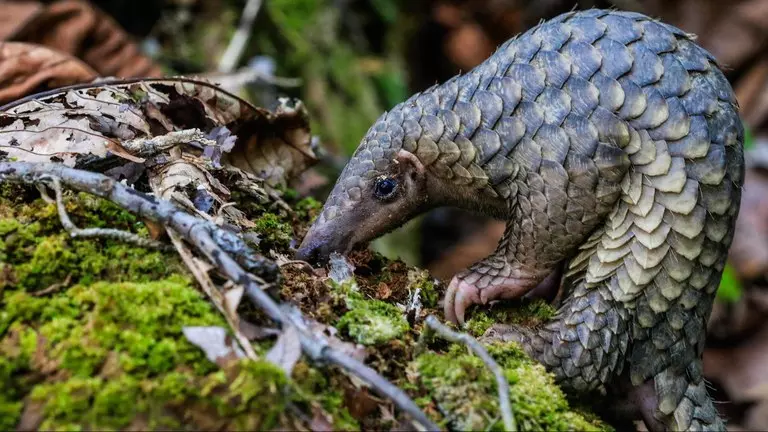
[443,271,533,325]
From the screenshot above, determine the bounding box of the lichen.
[411,342,613,432]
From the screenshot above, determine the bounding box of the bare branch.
[424,315,516,432]
[0,161,438,432]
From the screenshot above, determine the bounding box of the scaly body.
[297,9,743,431]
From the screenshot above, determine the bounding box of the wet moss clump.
[411,342,613,432]
[328,269,410,346]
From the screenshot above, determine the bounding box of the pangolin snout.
[295,225,351,264]
[295,237,327,264]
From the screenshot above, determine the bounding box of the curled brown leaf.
[2,0,162,79]
[0,42,97,105]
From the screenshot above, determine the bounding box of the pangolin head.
[295,114,430,263]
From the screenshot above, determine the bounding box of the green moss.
[327,268,410,345]
[0,193,364,430]
[337,296,409,345]
[208,359,289,428]
[294,196,323,222]
[251,213,294,251]
[291,362,359,430]
[0,275,298,430]
[412,343,612,432]
[0,192,182,293]
[465,300,557,338]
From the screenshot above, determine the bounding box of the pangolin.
[296,8,743,431]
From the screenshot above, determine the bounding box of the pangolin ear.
[396,149,425,178]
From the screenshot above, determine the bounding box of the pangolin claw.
[444,274,533,324]
[444,275,481,325]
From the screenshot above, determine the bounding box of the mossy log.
[0,183,613,431]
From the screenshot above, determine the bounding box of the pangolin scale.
[297,8,744,431]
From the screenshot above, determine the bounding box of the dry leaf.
[0,42,97,105]
[0,78,316,188]
[265,324,302,376]
[238,319,280,341]
[2,0,162,79]
[182,326,245,368]
[344,386,383,420]
[307,320,367,363]
[223,285,245,317]
[222,96,318,187]
[309,405,336,432]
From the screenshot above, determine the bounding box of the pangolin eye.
[374,177,398,199]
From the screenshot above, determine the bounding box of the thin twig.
[0,161,438,432]
[424,315,516,432]
[31,274,72,297]
[43,175,169,250]
[121,128,216,157]
[36,183,55,203]
[278,259,315,273]
[218,0,264,73]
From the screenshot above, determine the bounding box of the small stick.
[205,67,303,90]
[278,259,315,273]
[31,274,72,297]
[121,128,216,157]
[44,175,169,250]
[167,228,259,360]
[424,315,516,432]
